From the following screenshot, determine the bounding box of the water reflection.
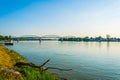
[39,41,41,45]
[107,42,110,52]
[6,41,120,80]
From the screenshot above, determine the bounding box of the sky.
[0,0,120,37]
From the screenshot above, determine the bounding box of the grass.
[16,66,57,80]
[0,45,58,80]
[0,46,27,69]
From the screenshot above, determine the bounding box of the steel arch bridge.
[21,35,61,41]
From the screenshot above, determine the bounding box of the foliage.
[0,35,12,41]
[0,46,27,69]
[0,46,58,80]
[59,36,120,42]
[16,66,57,80]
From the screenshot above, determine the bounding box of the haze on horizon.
[0,0,120,37]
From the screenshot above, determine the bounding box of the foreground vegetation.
[0,45,58,80]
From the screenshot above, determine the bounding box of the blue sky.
[0,0,120,37]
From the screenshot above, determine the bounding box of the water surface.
[6,41,120,80]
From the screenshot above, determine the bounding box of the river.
[6,41,120,80]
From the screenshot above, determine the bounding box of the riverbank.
[0,45,58,80]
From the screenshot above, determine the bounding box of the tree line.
[1,35,120,42]
[59,36,120,42]
[0,35,12,41]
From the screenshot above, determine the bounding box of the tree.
[95,36,102,41]
[83,36,89,41]
[0,35,4,41]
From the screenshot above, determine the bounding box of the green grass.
[0,45,58,80]
[16,66,58,80]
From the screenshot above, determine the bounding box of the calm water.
[6,41,120,80]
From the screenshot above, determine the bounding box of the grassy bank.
[0,45,58,80]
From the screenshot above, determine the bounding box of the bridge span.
[18,35,76,41]
[19,35,61,41]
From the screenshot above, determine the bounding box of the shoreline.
[0,45,58,80]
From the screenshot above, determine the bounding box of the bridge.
[40,35,60,40]
[20,35,61,41]
[18,35,76,41]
